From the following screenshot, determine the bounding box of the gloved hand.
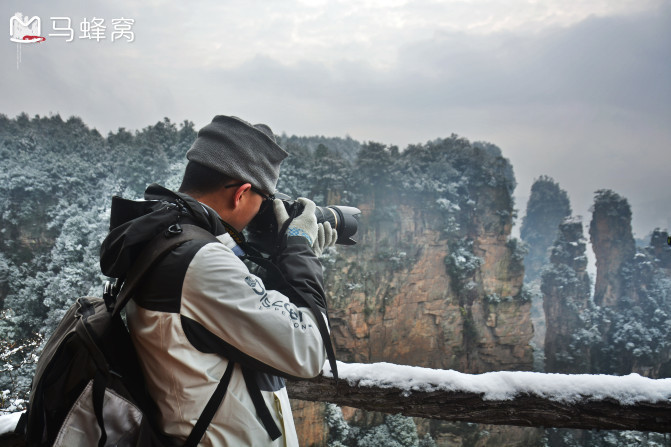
[273,197,318,245]
[313,221,337,256]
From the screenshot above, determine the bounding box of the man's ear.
[232,183,252,208]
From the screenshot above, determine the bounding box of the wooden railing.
[2,363,670,446]
[287,362,671,433]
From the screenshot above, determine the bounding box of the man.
[100,115,336,446]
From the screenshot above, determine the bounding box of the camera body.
[246,193,361,252]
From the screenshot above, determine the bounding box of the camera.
[246,193,361,250]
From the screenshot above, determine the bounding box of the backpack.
[17,225,231,447]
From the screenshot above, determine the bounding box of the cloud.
[1,0,669,235]
[198,3,669,237]
[198,3,670,132]
[3,0,668,127]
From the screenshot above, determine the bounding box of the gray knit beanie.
[186,115,288,194]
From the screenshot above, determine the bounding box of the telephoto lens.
[313,204,361,245]
[246,193,361,253]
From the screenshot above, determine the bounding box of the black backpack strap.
[93,371,108,447]
[14,409,27,435]
[241,367,283,441]
[112,224,218,316]
[183,361,236,447]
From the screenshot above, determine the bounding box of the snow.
[323,361,671,405]
[563,215,583,225]
[0,411,23,436]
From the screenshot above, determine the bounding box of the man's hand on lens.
[273,197,318,245]
[313,222,337,256]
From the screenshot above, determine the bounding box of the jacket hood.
[100,184,226,278]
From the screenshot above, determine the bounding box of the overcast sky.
[2,0,670,239]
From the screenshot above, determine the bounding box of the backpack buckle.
[103,279,121,312]
[165,222,183,237]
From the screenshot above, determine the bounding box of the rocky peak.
[541,216,592,373]
[520,176,572,282]
[646,229,671,270]
[548,217,588,273]
[589,190,635,308]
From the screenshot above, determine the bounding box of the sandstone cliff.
[541,190,671,381]
[327,194,533,373]
[588,191,671,377]
[520,176,572,283]
[541,217,591,373]
[589,190,636,308]
[287,138,536,446]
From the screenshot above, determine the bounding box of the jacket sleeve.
[179,241,326,379]
[271,236,328,313]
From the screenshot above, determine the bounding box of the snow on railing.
[322,361,671,404]
[287,361,671,433]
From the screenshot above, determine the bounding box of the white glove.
[313,221,337,256]
[273,197,318,245]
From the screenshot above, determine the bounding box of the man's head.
[179,115,288,231]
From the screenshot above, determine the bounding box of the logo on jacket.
[245,276,266,296]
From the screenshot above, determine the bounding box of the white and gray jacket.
[126,230,327,446]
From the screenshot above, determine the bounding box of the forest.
[0,114,669,447]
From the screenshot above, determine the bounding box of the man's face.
[219,181,272,232]
[239,189,265,230]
